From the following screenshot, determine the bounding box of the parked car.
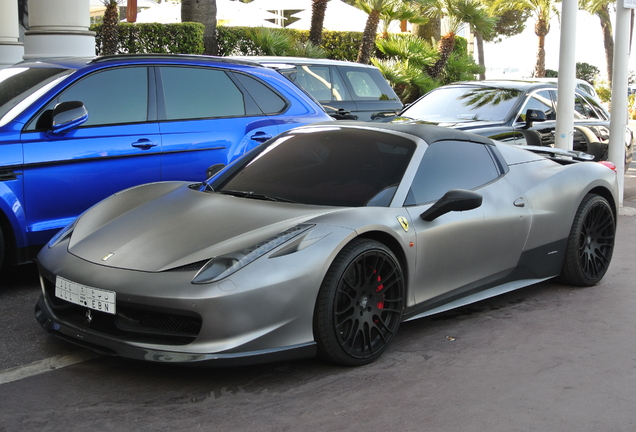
[390,80,633,165]
[528,77,601,102]
[0,54,333,269]
[233,56,403,121]
[36,121,617,367]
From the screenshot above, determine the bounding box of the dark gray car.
[234,56,403,121]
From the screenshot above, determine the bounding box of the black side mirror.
[51,101,88,133]
[206,163,226,179]
[524,109,546,129]
[420,189,483,222]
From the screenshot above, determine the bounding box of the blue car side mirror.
[51,101,88,133]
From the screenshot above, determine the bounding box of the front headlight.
[191,224,314,284]
[48,218,79,248]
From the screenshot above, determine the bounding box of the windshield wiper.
[216,190,297,203]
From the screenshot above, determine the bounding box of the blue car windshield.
[0,67,72,120]
[401,86,523,123]
[215,126,416,207]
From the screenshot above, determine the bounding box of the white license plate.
[55,276,116,315]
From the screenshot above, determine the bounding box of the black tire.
[559,194,615,286]
[314,238,405,366]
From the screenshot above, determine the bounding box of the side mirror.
[524,109,546,129]
[51,101,88,133]
[206,163,226,179]
[420,189,483,222]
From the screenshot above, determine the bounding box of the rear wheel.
[314,239,405,366]
[559,194,615,286]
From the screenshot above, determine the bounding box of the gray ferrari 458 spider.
[35,121,618,366]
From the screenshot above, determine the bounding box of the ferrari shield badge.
[397,216,409,232]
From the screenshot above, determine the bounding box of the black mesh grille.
[41,275,202,345]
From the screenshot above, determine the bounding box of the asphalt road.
[0,162,635,432]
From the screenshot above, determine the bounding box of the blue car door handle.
[131,139,158,150]
[250,132,273,143]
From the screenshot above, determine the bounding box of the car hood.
[390,116,504,130]
[68,182,342,272]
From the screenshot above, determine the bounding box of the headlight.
[48,218,79,248]
[191,224,314,284]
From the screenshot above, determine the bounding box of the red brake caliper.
[376,274,384,309]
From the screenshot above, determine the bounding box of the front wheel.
[314,239,405,366]
[559,194,615,286]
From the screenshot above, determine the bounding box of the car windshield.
[401,86,523,123]
[216,127,416,207]
[0,67,72,121]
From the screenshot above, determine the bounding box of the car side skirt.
[403,238,567,322]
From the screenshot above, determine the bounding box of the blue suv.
[0,54,332,269]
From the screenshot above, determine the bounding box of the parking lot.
[0,162,635,432]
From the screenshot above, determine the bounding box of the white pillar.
[23,0,96,60]
[555,0,578,151]
[0,0,24,68]
[609,1,632,207]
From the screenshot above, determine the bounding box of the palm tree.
[378,1,429,38]
[424,0,497,79]
[309,0,330,46]
[182,0,217,55]
[101,0,121,55]
[457,0,498,80]
[355,0,401,64]
[581,0,614,86]
[493,0,560,78]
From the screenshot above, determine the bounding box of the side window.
[518,89,555,121]
[405,141,500,206]
[586,96,609,121]
[294,65,335,102]
[159,66,245,120]
[573,94,601,119]
[233,72,287,114]
[30,66,148,129]
[344,70,384,100]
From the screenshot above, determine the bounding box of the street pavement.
[0,162,635,432]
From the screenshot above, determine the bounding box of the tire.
[314,238,405,366]
[559,194,615,286]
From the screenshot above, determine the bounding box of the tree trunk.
[533,18,549,78]
[599,7,614,87]
[182,0,217,55]
[102,1,119,55]
[309,0,329,46]
[426,32,456,79]
[356,9,381,65]
[412,17,441,44]
[475,31,485,80]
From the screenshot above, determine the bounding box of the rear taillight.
[598,161,617,172]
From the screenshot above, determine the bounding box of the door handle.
[131,139,158,150]
[250,132,273,143]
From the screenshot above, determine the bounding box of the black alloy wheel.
[559,194,615,286]
[314,238,405,366]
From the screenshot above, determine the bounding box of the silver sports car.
[35,122,618,366]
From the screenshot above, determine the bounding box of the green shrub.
[92,22,205,55]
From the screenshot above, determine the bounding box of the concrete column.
[0,0,24,68]
[23,0,96,60]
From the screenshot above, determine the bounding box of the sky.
[481,9,635,81]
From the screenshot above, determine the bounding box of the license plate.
[55,276,116,315]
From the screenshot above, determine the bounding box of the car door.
[290,64,358,120]
[20,66,161,247]
[512,89,557,147]
[155,65,285,180]
[403,140,531,305]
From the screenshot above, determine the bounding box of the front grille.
[41,276,202,345]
